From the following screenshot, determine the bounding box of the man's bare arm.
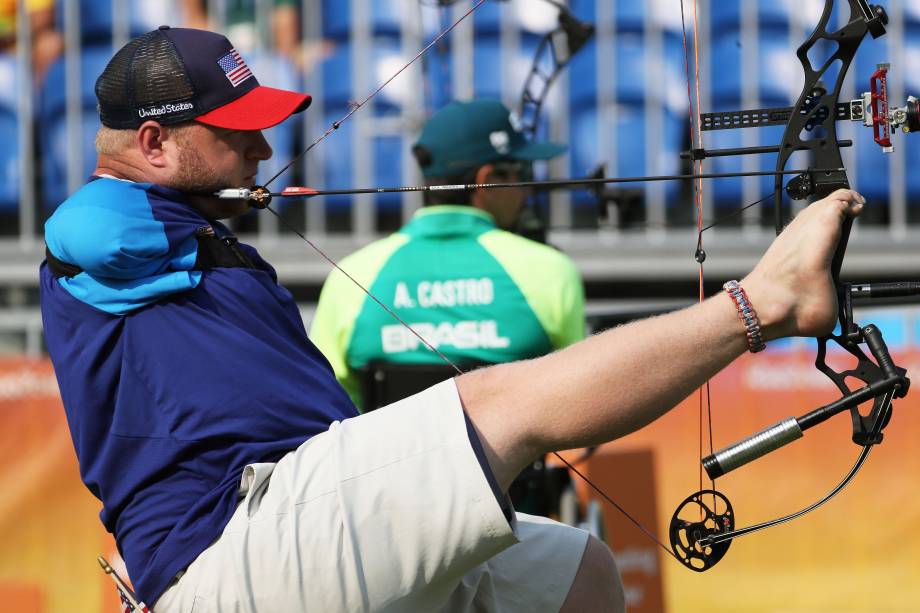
[457,189,865,491]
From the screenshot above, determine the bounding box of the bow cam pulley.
[669,490,735,572]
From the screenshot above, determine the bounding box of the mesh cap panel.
[96,30,198,129]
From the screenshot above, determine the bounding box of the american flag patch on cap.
[217,48,253,87]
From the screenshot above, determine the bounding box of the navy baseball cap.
[413,99,566,177]
[95,26,311,130]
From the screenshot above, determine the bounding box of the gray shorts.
[154,380,589,612]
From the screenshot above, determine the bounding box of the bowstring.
[264,208,463,373]
[693,0,717,508]
[680,0,716,516]
[258,0,681,561]
[264,202,681,559]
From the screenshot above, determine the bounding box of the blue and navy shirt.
[39,177,358,603]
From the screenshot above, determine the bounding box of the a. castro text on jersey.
[392,278,494,309]
[381,321,511,353]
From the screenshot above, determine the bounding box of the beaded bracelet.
[723,280,766,353]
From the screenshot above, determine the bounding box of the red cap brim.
[195,86,312,130]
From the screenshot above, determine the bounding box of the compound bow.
[668,0,915,571]
[214,0,917,574]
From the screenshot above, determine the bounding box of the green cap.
[413,99,567,178]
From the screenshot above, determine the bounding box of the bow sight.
[688,62,920,204]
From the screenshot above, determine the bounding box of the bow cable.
[246,0,683,560]
[679,0,717,517]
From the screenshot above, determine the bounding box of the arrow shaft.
[266,168,839,199]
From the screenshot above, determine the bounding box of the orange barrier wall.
[594,329,920,612]
[0,357,122,613]
[1,313,918,612]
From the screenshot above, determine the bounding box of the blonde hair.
[94,126,136,155]
[95,122,201,156]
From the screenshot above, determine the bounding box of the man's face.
[169,123,273,219]
[475,162,530,230]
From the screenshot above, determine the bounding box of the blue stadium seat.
[0,53,16,111]
[0,54,19,211]
[374,135,403,212]
[473,0,503,35]
[906,137,920,202]
[904,27,920,200]
[317,112,405,216]
[472,33,540,100]
[567,103,599,211]
[708,0,793,32]
[420,42,454,113]
[322,0,402,39]
[558,31,687,110]
[853,129,894,202]
[701,128,744,211]
[319,110,354,213]
[242,51,301,187]
[710,26,802,103]
[568,32,687,112]
[55,0,168,44]
[0,109,19,212]
[567,36,597,109]
[612,31,686,106]
[907,2,920,27]
[321,37,404,111]
[615,2,689,34]
[850,23,889,82]
[38,46,111,210]
[569,103,684,209]
[469,0,561,36]
[472,35,501,99]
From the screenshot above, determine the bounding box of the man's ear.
[474,163,494,186]
[136,121,169,168]
[471,164,496,209]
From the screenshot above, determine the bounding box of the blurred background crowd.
[0,1,918,354]
[1,2,919,612]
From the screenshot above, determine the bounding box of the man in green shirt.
[311,99,585,407]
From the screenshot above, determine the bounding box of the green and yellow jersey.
[310,206,585,406]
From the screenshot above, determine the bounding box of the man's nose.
[247,130,273,161]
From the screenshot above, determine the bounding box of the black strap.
[45,248,83,278]
[194,235,259,270]
[46,233,261,279]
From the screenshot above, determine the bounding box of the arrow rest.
[669,490,735,572]
[213,185,272,208]
[247,186,272,209]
